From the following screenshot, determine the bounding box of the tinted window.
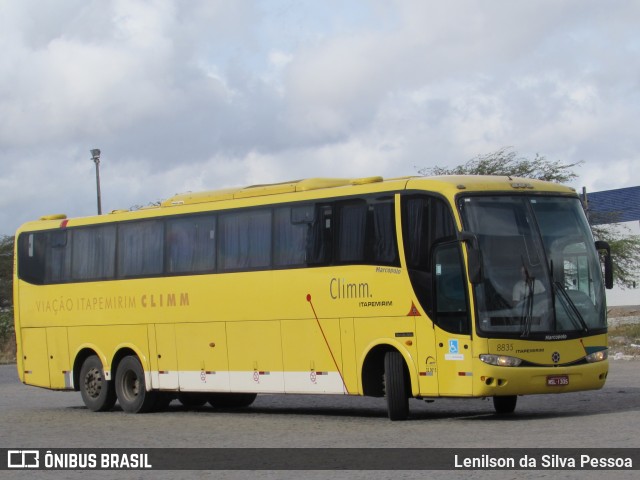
[166,216,216,273]
[46,231,71,283]
[306,205,332,265]
[337,201,368,263]
[402,195,457,315]
[218,209,272,271]
[274,207,307,267]
[369,200,398,265]
[403,195,455,270]
[118,221,164,277]
[336,198,399,266]
[434,243,470,334]
[18,232,47,285]
[17,195,401,285]
[72,225,116,280]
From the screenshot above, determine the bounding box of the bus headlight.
[585,349,608,363]
[480,354,522,367]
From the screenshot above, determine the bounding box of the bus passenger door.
[433,243,474,396]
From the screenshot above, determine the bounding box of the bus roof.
[20,175,577,232]
[163,175,576,207]
[160,176,388,206]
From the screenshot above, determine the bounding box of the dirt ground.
[607,305,640,359]
[608,305,640,318]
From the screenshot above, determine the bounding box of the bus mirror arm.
[594,241,613,289]
[458,231,483,285]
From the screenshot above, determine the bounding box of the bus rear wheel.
[493,395,517,414]
[115,356,156,413]
[79,355,116,412]
[384,351,409,421]
[209,393,257,408]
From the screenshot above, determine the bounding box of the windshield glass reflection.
[460,195,606,337]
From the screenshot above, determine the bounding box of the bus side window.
[117,221,164,277]
[306,205,332,266]
[218,209,272,271]
[46,231,71,283]
[368,200,398,265]
[432,197,456,241]
[166,215,217,274]
[404,197,430,270]
[402,195,457,317]
[71,225,117,281]
[336,201,368,263]
[274,207,307,267]
[18,232,46,285]
[434,243,470,335]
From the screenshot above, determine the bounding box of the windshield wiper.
[553,281,588,333]
[520,263,536,338]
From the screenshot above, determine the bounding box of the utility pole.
[91,149,102,215]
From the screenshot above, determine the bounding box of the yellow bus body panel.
[20,328,50,387]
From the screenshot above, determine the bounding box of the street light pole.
[90,148,102,215]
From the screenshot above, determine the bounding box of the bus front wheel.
[79,355,116,412]
[384,351,409,421]
[493,395,517,414]
[115,356,157,413]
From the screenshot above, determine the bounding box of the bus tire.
[115,356,156,413]
[384,351,409,421]
[79,355,116,412]
[493,395,517,414]
[209,393,257,409]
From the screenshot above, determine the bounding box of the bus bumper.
[472,359,609,397]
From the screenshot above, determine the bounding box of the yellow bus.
[13,175,612,420]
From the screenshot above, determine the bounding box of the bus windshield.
[459,195,607,338]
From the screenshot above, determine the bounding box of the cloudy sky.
[1,0,639,236]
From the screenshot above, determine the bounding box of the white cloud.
[1,0,639,234]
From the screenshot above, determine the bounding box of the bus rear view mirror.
[466,249,483,285]
[595,241,613,289]
[459,231,483,285]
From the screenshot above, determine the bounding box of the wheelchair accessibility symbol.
[448,339,459,354]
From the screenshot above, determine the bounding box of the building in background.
[584,186,639,306]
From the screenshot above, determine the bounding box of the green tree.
[417,146,583,183]
[591,224,640,290]
[0,235,13,308]
[418,147,639,289]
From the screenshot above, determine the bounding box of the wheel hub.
[84,368,103,398]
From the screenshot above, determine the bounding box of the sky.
[1,0,639,236]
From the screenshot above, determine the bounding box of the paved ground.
[1,359,639,479]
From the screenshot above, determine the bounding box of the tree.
[418,147,639,289]
[0,235,14,307]
[416,146,583,183]
[591,224,640,290]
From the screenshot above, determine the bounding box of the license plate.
[547,375,569,386]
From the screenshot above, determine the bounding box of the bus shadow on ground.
[83,386,640,421]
